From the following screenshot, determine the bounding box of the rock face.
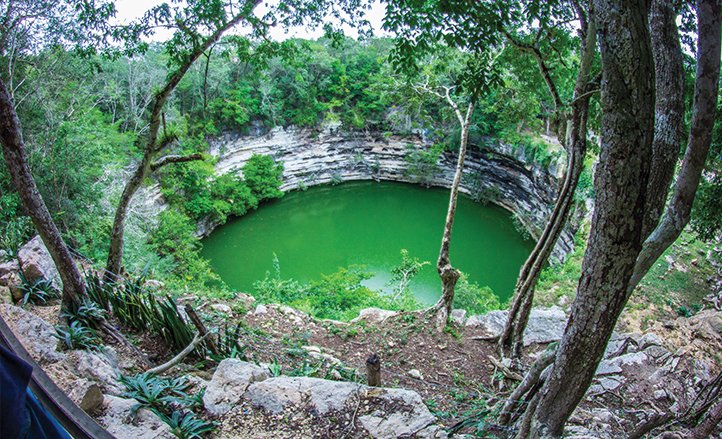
[244,376,436,438]
[465,306,568,345]
[17,235,61,288]
[205,359,437,438]
[207,126,573,261]
[203,359,269,416]
[358,388,437,439]
[99,395,172,439]
[351,307,398,324]
[0,259,22,302]
[0,304,63,362]
[246,376,360,415]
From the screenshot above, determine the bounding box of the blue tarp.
[0,345,71,439]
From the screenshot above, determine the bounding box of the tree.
[521,2,656,435]
[518,1,720,436]
[104,0,257,281]
[498,1,598,360]
[0,78,87,308]
[105,0,371,280]
[0,0,116,307]
[383,0,509,328]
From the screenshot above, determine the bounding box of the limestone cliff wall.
[204,126,574,261]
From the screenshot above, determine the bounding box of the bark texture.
[628,0,721,292]
[0,77,86,308]
[499,8,596,360]
[432,97,474,329]
[525,1,656,436]
[642,0,685,237]
[105,8,255,280]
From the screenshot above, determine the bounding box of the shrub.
[452,273,501,315]
[404,143,442,187]
[242,154,284,200]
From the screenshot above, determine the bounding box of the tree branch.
[150,153,204,172]
[146,332,209,375]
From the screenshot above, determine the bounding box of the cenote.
[201,181,534,305]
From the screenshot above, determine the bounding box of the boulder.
[450,309,467,326]
[465,307,568,345]
[203,359,269,416]
[143,279,164,290]
[465,310,506,333]
[524,306,568,344]
[67,348,123,394]
[17,236,61,288]
[0,304,63,363]
[0,260,22,302]
[99,395,172,439]
[358,387,436,438]
[234,292,256,308]
[210,303,232,314]
[245,376,436,438]
[67,379,104,414]
[0,286,11,304]
[351,307,398,324]
[246,376,360,415]
[0,259,18,278]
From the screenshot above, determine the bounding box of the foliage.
[252,259,423,321]
[86,272,196,354]
[62,299,107,329]
[404,143,443,187]
[452,273,501,315]
[691,171,722,241]
[159,410,216,439]
[242,154,284,200]
[17,269,60,306]
[389,249,429,299]
[210,321,248,361]
[159,156,259,224]
[53,321,101,351]
[120,373,190,415]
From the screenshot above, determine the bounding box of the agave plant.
[62,299,107,328]
[160,410,216,439]
[53,321,101,351]
[119,373,190,416]
[18,269,60,306]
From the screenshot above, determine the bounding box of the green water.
[201,181,533,305]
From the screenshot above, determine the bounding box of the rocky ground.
[1,237,721,438]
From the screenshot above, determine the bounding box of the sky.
[113,0,388,42]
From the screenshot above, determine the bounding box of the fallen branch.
[99,320,152,368]
[487,355,524,381]
[146,332,210,375]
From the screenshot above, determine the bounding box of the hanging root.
[498,344,557,426]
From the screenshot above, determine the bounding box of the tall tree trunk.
[104,11,252,281]
[628,0,721,292]
[524,1,656,436]
[431,98,474,329]
[0,77,86,308]
[499,9,597,360]
[642,0,686,237]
